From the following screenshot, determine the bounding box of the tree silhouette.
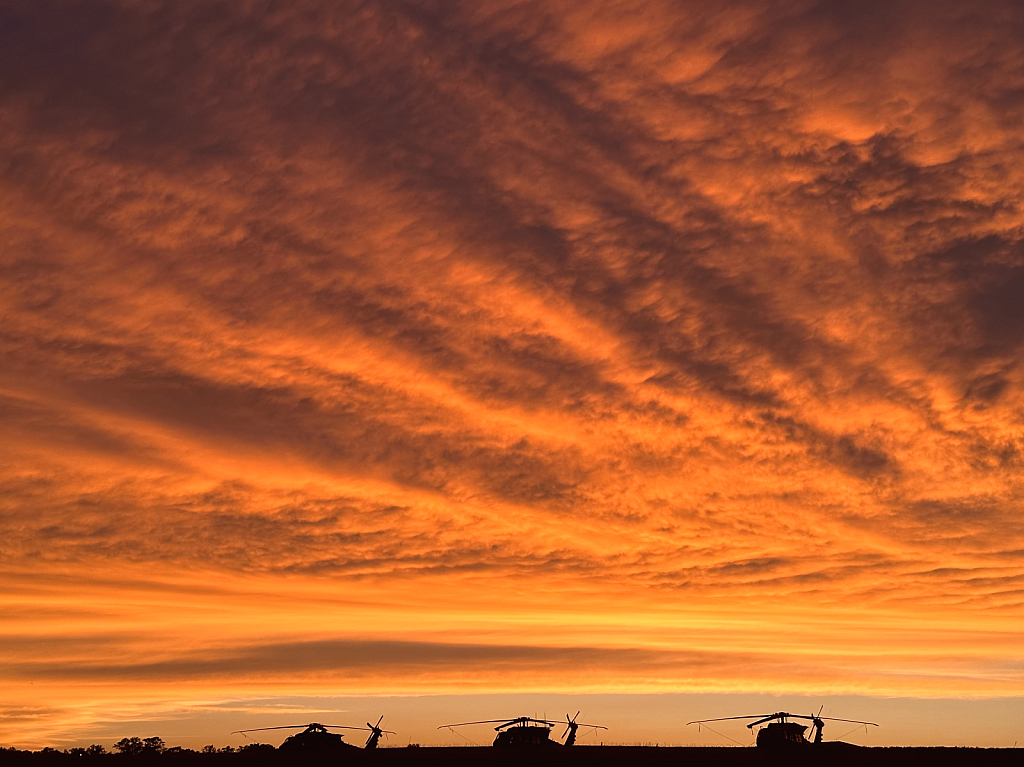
[238,744,273,754]
[113,739,144,757]
[113,738,164,756]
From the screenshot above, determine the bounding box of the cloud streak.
[0,0,1021,746]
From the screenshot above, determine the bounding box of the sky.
[0,0,1022,750]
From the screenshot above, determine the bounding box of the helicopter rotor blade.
[752,713,876,726]
[686,715,774,726]
[437,720,519,729]
[232,723,368,734]
[817,717,878,725]
[686,712,876,729]
[731,713,877,728]
[440,716,567,731]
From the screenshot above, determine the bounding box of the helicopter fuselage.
[279,726,358,751]
[493,725,560,747]
[756,722,813,748]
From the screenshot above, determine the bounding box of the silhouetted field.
[2,746,1021,767]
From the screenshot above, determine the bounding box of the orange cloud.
[0,0,1021,747]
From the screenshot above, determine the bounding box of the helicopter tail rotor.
[563,712,579,746]
[364,716,394,749]
[561,711,580,739]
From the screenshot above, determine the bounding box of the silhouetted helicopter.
[439,713,606,747]
[234,717,394,750]
[688,709,878,748]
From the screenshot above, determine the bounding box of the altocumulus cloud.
[0,0,1022,741]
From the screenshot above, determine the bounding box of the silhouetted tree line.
[1,743,1020,767]
[0,741,276,761]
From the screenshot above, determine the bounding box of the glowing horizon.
[1,0,1021,749]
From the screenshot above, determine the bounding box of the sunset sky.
[1,0,1022,750]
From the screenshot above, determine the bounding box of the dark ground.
[3,746,1021,767]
